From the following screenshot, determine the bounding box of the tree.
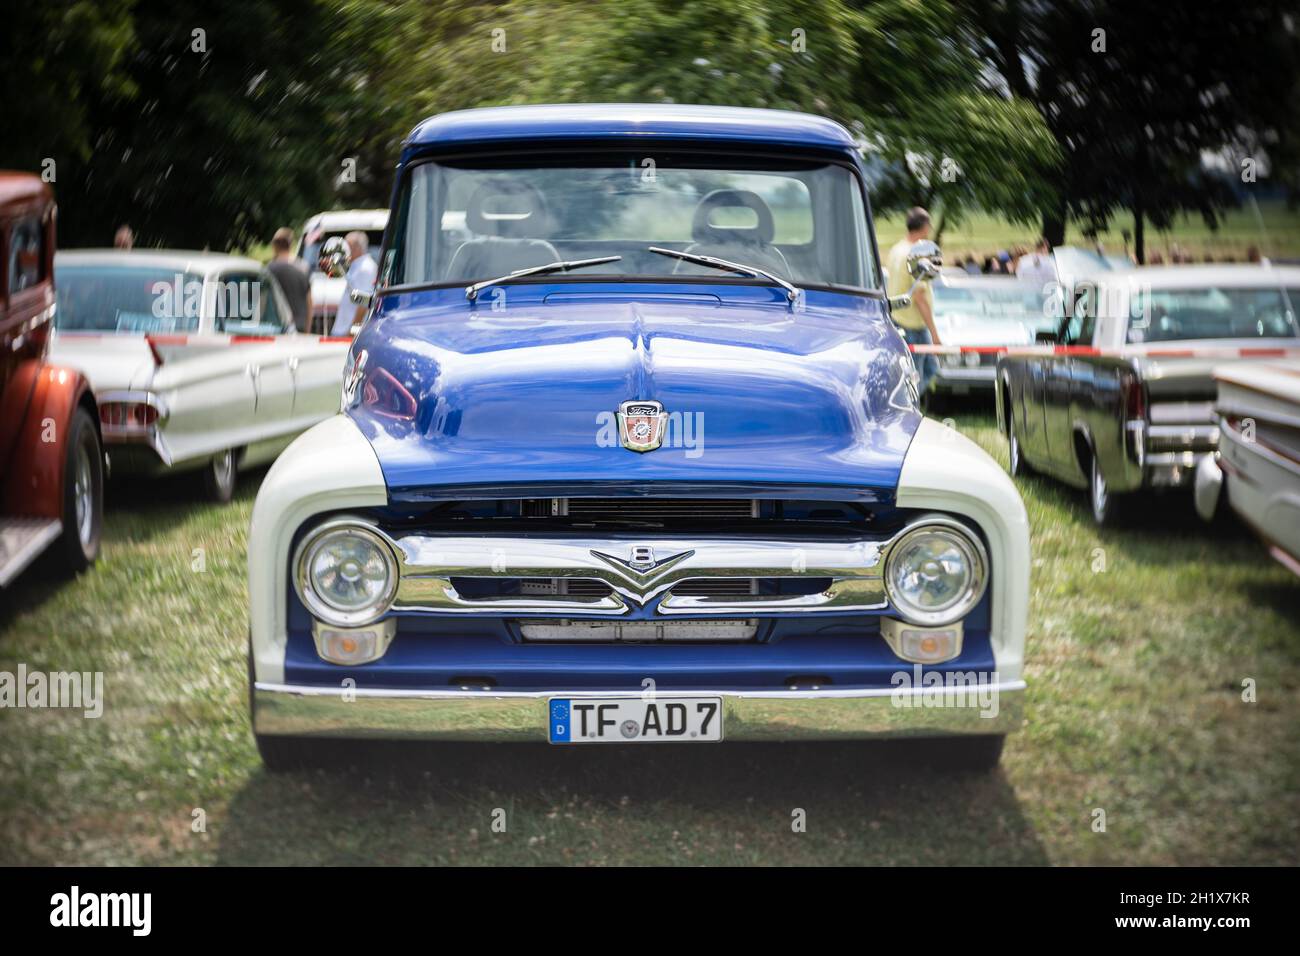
[0,1,136,170]
[960,0,1300,260]
[2,0,398,250]
[426,0,1061,235]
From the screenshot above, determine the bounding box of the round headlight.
[295,521,398,627]
[884,521,988,626]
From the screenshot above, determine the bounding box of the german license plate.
[548,697,723,744]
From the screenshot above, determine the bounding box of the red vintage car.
[0,172,103,586]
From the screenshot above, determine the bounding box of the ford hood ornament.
[617,400,668,452]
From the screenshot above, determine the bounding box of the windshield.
[55,264,205,334]
[932,281,1056,332]
[1128,286,1300,343]
[386,151,876,291]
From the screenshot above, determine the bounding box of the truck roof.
[0,171,52,213]
[405,104,858,154]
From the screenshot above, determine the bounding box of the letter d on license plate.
[549,697,723,744]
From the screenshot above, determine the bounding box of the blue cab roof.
[404,104,859,155]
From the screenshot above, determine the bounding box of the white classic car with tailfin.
[50,250,351,500]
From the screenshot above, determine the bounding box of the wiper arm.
[648,246,802,307]
[465,256,621,300]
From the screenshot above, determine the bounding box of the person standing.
[885,207,942,396]
[1016,237,1057,287]
[266,227,312,332]
[331,231,378,337]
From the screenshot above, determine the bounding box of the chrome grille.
[519,620,759,642]
[398,534,890,617]
[507,577,761,597]
[526,497,759,523]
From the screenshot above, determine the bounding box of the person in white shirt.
[331,231,379,336]
[1015,237,1057,287]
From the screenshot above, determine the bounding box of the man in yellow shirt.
[886,207,942,395]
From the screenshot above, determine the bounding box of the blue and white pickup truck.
[247,105,1030,770]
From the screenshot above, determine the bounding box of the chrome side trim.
[253,679,1026,741]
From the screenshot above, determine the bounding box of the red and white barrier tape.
[57,331,353,346]
[908,343,1300,359]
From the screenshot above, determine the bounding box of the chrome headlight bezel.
[884,518,989,627]
[293,518,399,628]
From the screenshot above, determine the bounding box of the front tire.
[1007,418,1028,478]
[204,448,238,503]
[1088,451,1125,526]
[255,734,329,772]
[56,407,103,574]
[248,650,331,771]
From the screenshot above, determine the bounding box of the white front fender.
[248,414,387,683]
[896,418,1031,683]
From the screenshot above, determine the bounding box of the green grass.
[2,413,1298,865]
[875,199,1300,262]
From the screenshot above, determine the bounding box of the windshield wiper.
[465,256,622,301]
[648,246,801,307]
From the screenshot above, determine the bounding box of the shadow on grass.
[216,740,1048,865]
[102,465,263,536]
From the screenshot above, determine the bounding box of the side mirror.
[887,239,942,311]
[319,236,350,278]
[907,239,943,281]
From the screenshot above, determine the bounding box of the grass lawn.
[1,410,1297,865]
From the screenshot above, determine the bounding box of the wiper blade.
[465,256,621,300]
[648,246,801,305]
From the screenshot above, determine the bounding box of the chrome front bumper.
[252,679,1025,742]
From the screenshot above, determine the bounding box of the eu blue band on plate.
[549,699,571,743]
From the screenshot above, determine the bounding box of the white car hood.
[934,316,1037,347]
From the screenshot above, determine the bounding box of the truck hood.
[348,286,922,502]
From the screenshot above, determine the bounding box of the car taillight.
[100,402,159,429]
[1123,375,1147,421]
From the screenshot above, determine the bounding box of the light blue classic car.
[247,105,1029,770]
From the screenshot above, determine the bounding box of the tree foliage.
[959,0,1300,259]
[2,0,1294,256]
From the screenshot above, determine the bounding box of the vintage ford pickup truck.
[247,105,1030,770]
[997,264,1300,525]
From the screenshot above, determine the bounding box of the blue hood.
[348,283,921,503]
